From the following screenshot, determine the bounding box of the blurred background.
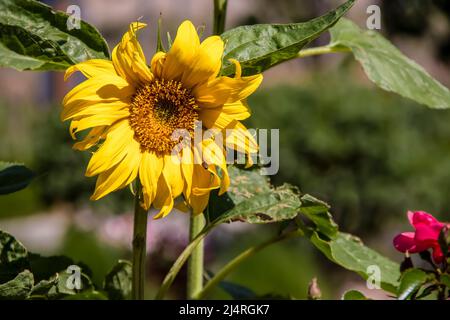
[0,0,450,299]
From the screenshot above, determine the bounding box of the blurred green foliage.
[247,72,450,233]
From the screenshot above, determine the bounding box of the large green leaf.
[217,184,301,224]
[0,270,33,299]
[0,0,109,71]
[208,167,301,225]
[206,166,270,222]
[308,231,400,293]
[329,18,450,109]
[0,162,35,195]
[103,260,132,300]
[220,0,355,76]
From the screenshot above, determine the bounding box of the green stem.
[155,223,213,299]
[187,213,206,299]
[194,230,301,299]
[131,179,148,300]
[213,0,228,35]
[297,45,351,58]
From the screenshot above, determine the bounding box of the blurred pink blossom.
[393,211,449,263]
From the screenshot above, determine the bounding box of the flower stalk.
[213,0,227,35]
[131,179,149,300]
[187,213,206,299]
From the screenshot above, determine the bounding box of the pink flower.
[393,211,449,263]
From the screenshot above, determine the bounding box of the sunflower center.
[129,79,198,155]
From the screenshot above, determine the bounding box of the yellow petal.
[86,120,135,177]
[162,20,200,81]
[62,100,129,121]
[65,59,116,81]
[162,154,184,198]
[174,198,190,213]
[112,22,153,86]
[69,111,128,138]
[199,100,251,129]
[181,35,224,89]
[153,174,174,219]
[199,139,229,194]
[62,75,133,113]
[188,193,210,215]
[139,152,163,209]
[150,51,166,79]
[181,147,194,199]
[224,120,258,154]
[90,139,141,200]
[73,126,106,151]
[191,164,220,196]
[194,73,263,108]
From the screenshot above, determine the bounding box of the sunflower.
[62,21,263,218]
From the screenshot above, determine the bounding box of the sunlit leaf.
[0,0,109,71]
[329,18,450,109]
[208,167,301,225]
[220,0,355,76]
[308,231,400,293]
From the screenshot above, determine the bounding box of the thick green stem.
[213,0,227,35]
[194,230,301,299]
[131,180,148,300]
[297,45,351,58]
[187,213,206,299]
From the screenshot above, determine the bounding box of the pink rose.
[393,211,449,263]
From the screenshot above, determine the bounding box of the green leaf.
[0,229,29,283]
[415,284,439,300]
[308,232,400,293]
[214,184,301,225]
[208,167,301,225]
[342,289,368,300]
[397,269,430,300]
[103,260,132,300]
[329,18,450,109]
[0,162,35,195]
[0,270,33,299]
[0,0,109,71]
[440,274,450,288]
[299,194,338,238]
[220,0,355,76]
[29,276,58,299]
[207,166,270,222]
